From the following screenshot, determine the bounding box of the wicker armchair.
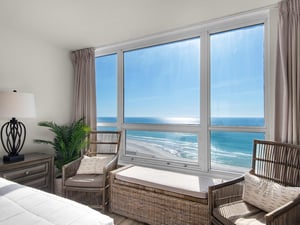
[209,139,300,225]
[62,131,121,211]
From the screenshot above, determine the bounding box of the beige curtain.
[71,48,96,131]
[274,0,300,144]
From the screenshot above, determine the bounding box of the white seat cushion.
[115,166,223,198]
[65,174,105,188]
[213,200,264,225]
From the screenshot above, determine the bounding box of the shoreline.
[126,139,250,172]
[126,139,182,160]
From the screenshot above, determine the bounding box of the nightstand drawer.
[0,153,54,193]
[1,163,48,180]
[22,176,48,190]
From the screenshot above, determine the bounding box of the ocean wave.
[128,135,198,159]
[211,144,252,157]
[127,134,252,167]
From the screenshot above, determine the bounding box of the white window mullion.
[199,31,210,172]
[117,50,125,157]
[117,50,124,127]
[263,14,272,141]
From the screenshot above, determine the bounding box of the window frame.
[95,9,272,177]
[207,23,268,172]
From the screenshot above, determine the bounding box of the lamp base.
[3,154,24,163]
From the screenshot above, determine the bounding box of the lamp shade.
[0,91,36,118]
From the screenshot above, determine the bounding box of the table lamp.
[0,90,36,163]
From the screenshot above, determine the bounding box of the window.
[95,54,117,130]
[95,11,269,174]
[124,38,200,124]
[210,24,265,172]
[124,38,200,163]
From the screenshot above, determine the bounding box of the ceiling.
[0,0,279,51]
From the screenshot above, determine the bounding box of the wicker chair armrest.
[209,176,244,213]
[209,176,244,191]
[103,155,118,174]
[265,196,300,225]
[62,157,82,181]
[101,155,120,189]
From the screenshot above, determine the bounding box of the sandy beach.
[126,139,250,172]
[126,139,182,160]
[211,162,249,173]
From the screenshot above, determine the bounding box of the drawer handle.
[25,171,30,175]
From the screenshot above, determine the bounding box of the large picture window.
[210,24,265,171]
[123,38,200,162]
[95,11,269,174]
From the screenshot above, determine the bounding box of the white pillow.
[242,172,300,212]
[76,155,114,175]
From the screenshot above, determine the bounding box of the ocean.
[98,117,265,169]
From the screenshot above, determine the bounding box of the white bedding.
[0,178,114,225]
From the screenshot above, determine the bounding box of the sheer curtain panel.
[71,48,96,130]
[274,0,300,144]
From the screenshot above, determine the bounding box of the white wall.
[0,26,73,157]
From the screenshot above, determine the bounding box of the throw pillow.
[242,172,300,212]
[76,155,114,175]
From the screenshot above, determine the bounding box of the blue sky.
[95,24,264,120]
[210,24,264,118]
[124,38,200,118]
[96,54,117,117]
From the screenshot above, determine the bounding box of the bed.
[0,177,114,225]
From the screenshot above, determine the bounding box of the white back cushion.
[77,155,114,174]
[242,172,300,212]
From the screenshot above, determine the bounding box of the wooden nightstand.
[0,153,54,193]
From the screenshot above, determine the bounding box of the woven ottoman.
[110,165,223,225]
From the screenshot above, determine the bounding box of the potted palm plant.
[34,117,91,175]
[35,118,90,195]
